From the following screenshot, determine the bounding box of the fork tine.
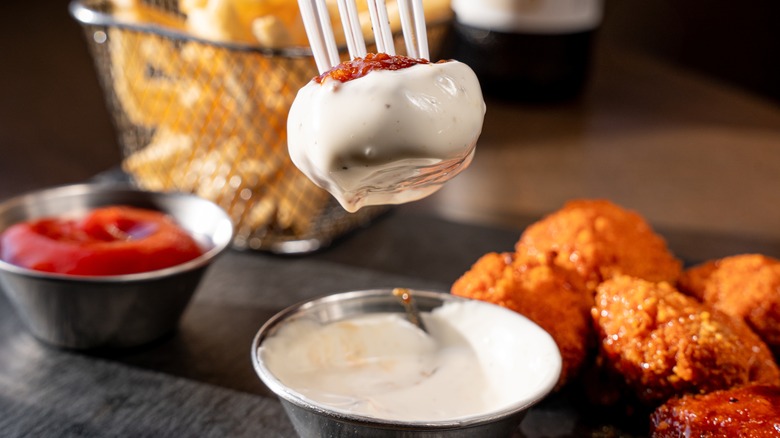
[397,0,429,59]
[397,0,417,57]
[300,0,429,69]
[337,0,367,58]
[366,0,395,55]
[297,0,329,72]
[314,0,341,66]
[410,0,429,59]
[298,0,340,73]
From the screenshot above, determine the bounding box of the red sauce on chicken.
[651,384,780,437]
[0,206,204,276]
[315,53,431,84]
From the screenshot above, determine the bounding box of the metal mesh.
[73,0,450,253]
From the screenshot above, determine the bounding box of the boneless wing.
[451,252,593,388]
[592,275,779,404]
[516,200,682,292]
[678,254,780,356]
[650,384,780,438]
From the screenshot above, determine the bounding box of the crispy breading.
[650,384,780,438]
[678,254,780,355]
[451,252,593,389]
[516,200,682,292]
[592,275,780,404]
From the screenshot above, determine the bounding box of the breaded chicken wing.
[451,252,593,388]
[516,200,682,292]
[678,254,780,355]
[592,275,779,404]
[650,384,780,437]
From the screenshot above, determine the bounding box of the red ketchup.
[0,206,204,276]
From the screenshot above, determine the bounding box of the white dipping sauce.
[287,61,485,213]
[259,301,561,422]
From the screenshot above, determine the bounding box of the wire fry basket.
[70,0,451,254]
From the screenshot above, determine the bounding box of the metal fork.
[297,0,430,74]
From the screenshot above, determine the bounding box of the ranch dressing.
[287,61,485,213]
[259,301,559,422]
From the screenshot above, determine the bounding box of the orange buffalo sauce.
[315,53,431,84]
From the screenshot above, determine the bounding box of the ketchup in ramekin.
[0,206,204,276]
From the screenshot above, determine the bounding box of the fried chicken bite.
[451,252,593,388]
[650,384,780,438]
[516,200,682,292]
[592,275,780,404]
[678,254,780,355]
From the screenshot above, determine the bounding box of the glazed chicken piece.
[592,275,779,404]
[650,384,780,437]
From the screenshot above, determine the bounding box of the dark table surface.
[0,210,518,437]
[2,1,780,437]
[3,206,777,437]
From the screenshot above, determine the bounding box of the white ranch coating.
[287,60,485,212]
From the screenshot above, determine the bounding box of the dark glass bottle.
[445,0,603,102]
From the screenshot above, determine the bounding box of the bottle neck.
[451,0,604,34]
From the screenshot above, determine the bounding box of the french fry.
[122,127,195,191]
[269,163,330,234]
[108,29,187,127]
[112,0,188,30]
[184,0,259,43]
[251,15,294,48]
[180,0,452,49]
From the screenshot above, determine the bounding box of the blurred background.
[605,0,779,102]
[1,0,779,251]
